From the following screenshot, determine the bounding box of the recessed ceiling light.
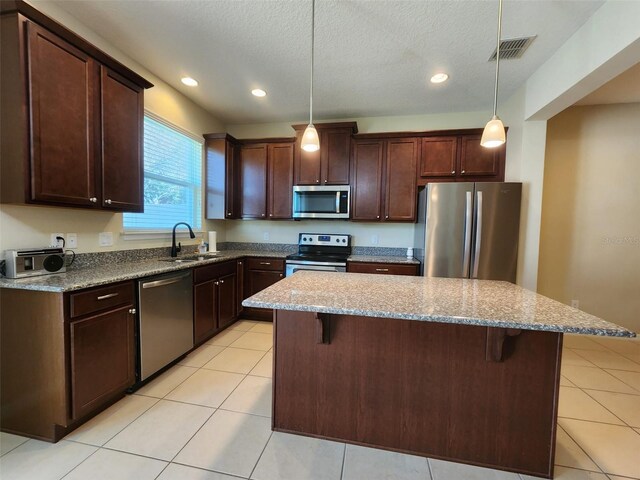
[181,77,198,87]
[252,88,267,97]
[430,73,449,84]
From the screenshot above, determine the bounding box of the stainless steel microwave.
[292,186,350,219]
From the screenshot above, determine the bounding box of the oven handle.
[291,266,342,274]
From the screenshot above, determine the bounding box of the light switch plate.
[371,234,379,245]
[99,232,113,247]
[66,233,77,248]
[263,232,270,241]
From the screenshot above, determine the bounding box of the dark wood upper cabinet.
[384,138,419,221]
[101,67,144,212]
[26,21,97,207]
[0,6,151,210]
[268,143,294,219]
[420,137,458,178]
[293,122,357,185]
[204,134,239,219]
[419,130,506,185]
[239,144,268,219]
[238,139,294,220]
[459,134,504,177]
[351,140,384,221]
[352,137,418,222]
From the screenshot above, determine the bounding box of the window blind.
[123,114,203,231]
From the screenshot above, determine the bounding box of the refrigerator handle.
[472,191,483,278]
[463,191,472,277]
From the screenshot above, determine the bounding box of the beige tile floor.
[1,322,639,480]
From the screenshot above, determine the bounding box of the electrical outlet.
[371,234,379,245]
[263,232,270,241]
[66,233,77,248]
[99,232,113,247]
[50,233,64,248]
[571,299,580,309]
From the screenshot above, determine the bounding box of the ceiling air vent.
[489,36,537,60]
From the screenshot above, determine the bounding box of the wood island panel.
[273,310,562,479]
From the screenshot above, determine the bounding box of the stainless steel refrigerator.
[414,182,522,282]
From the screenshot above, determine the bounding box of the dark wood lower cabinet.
[70,305,135,419]
[346,261,419,276]
[193,260,238,344]
[242,258,285,320]
[273,310,562,478]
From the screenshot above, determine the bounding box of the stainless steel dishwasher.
[137,270,193,381]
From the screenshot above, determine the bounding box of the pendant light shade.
[480,115,506,148]
[303,0,320,153]
[301,124,320,152]
[482,0,506,149]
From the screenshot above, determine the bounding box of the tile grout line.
[168,406,218,464]
[56,443,101,480]
[580,388,636,429]
[169,459,251,479]
[426,455,434,480]
[0,437,29,458]
[248,431,274,479]
[339,442,347,480]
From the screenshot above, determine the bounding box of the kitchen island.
[243,271,635,479]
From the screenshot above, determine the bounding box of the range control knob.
[342,239,346,243]
[336,239,339,243]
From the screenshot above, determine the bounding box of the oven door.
[285,260,347,277]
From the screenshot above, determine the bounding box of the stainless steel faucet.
[171,222,196,257]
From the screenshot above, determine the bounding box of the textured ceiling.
[50,0,605,124]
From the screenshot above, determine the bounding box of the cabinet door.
[240,144,268,218]
[384,138,418,222]
[346,262,419,276]
[70,305,135,419]
[236,259,245,316]
[218,272,237,329]
[194,280,217,345]
[459,134,504,177]
[351,140,384,221]
[226,141,238,218]
[322,129,351,185]
[26,21,97,207]
[294,135,321,185]
[101,67,143,212]
[268,143,294,219]
[247,270,284,297]
[420,137,458,178]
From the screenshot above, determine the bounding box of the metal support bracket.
[315,312,330,344]
[486,327,521,362]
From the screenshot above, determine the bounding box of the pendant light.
[301,0,320,152]
[481,0,506,148]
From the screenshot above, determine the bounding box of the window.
[124,113,203,232]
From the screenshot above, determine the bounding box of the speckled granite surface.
[352,246,407,256]
[0,250,288,293]
[347,255,419,265]
[243,271,636,337]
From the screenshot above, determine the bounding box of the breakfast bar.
[243,271,635,479]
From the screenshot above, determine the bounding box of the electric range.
[285,233,352,277]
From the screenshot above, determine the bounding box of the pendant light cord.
[492,0,503,117]
[309,0,315,125]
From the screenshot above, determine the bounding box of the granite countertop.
[242,271,636,337]
[347,255,419,265]
[0,250,288,293]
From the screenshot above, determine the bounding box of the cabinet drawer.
[194,260,236,284]
[347,262,419,276]
[70,282,134,318]
[245,258,284,272]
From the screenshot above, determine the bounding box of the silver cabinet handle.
[451,170,455,174]
[375,268,389,272]
[220,279,224,284]
[128,308,136,314]
[89,197,97,203]
[376,215,380,219]
[260,262,271,265]
[385,215,389,219]
[238,261,243,265]
[279,274,283,278]
[316,179,319,183]
[97,293,119,300]
[261,213,265,217]
[214,281,219,285]
[105,199,112,204]
[461,170,466,174]
[227,212,231,216]
[269,214,273,217]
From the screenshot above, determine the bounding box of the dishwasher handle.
[142,272,191,289]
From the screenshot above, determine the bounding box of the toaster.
[2,247,66,278]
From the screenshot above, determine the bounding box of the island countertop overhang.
[242,271,635,337]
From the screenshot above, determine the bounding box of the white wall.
[0,1,226,254]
